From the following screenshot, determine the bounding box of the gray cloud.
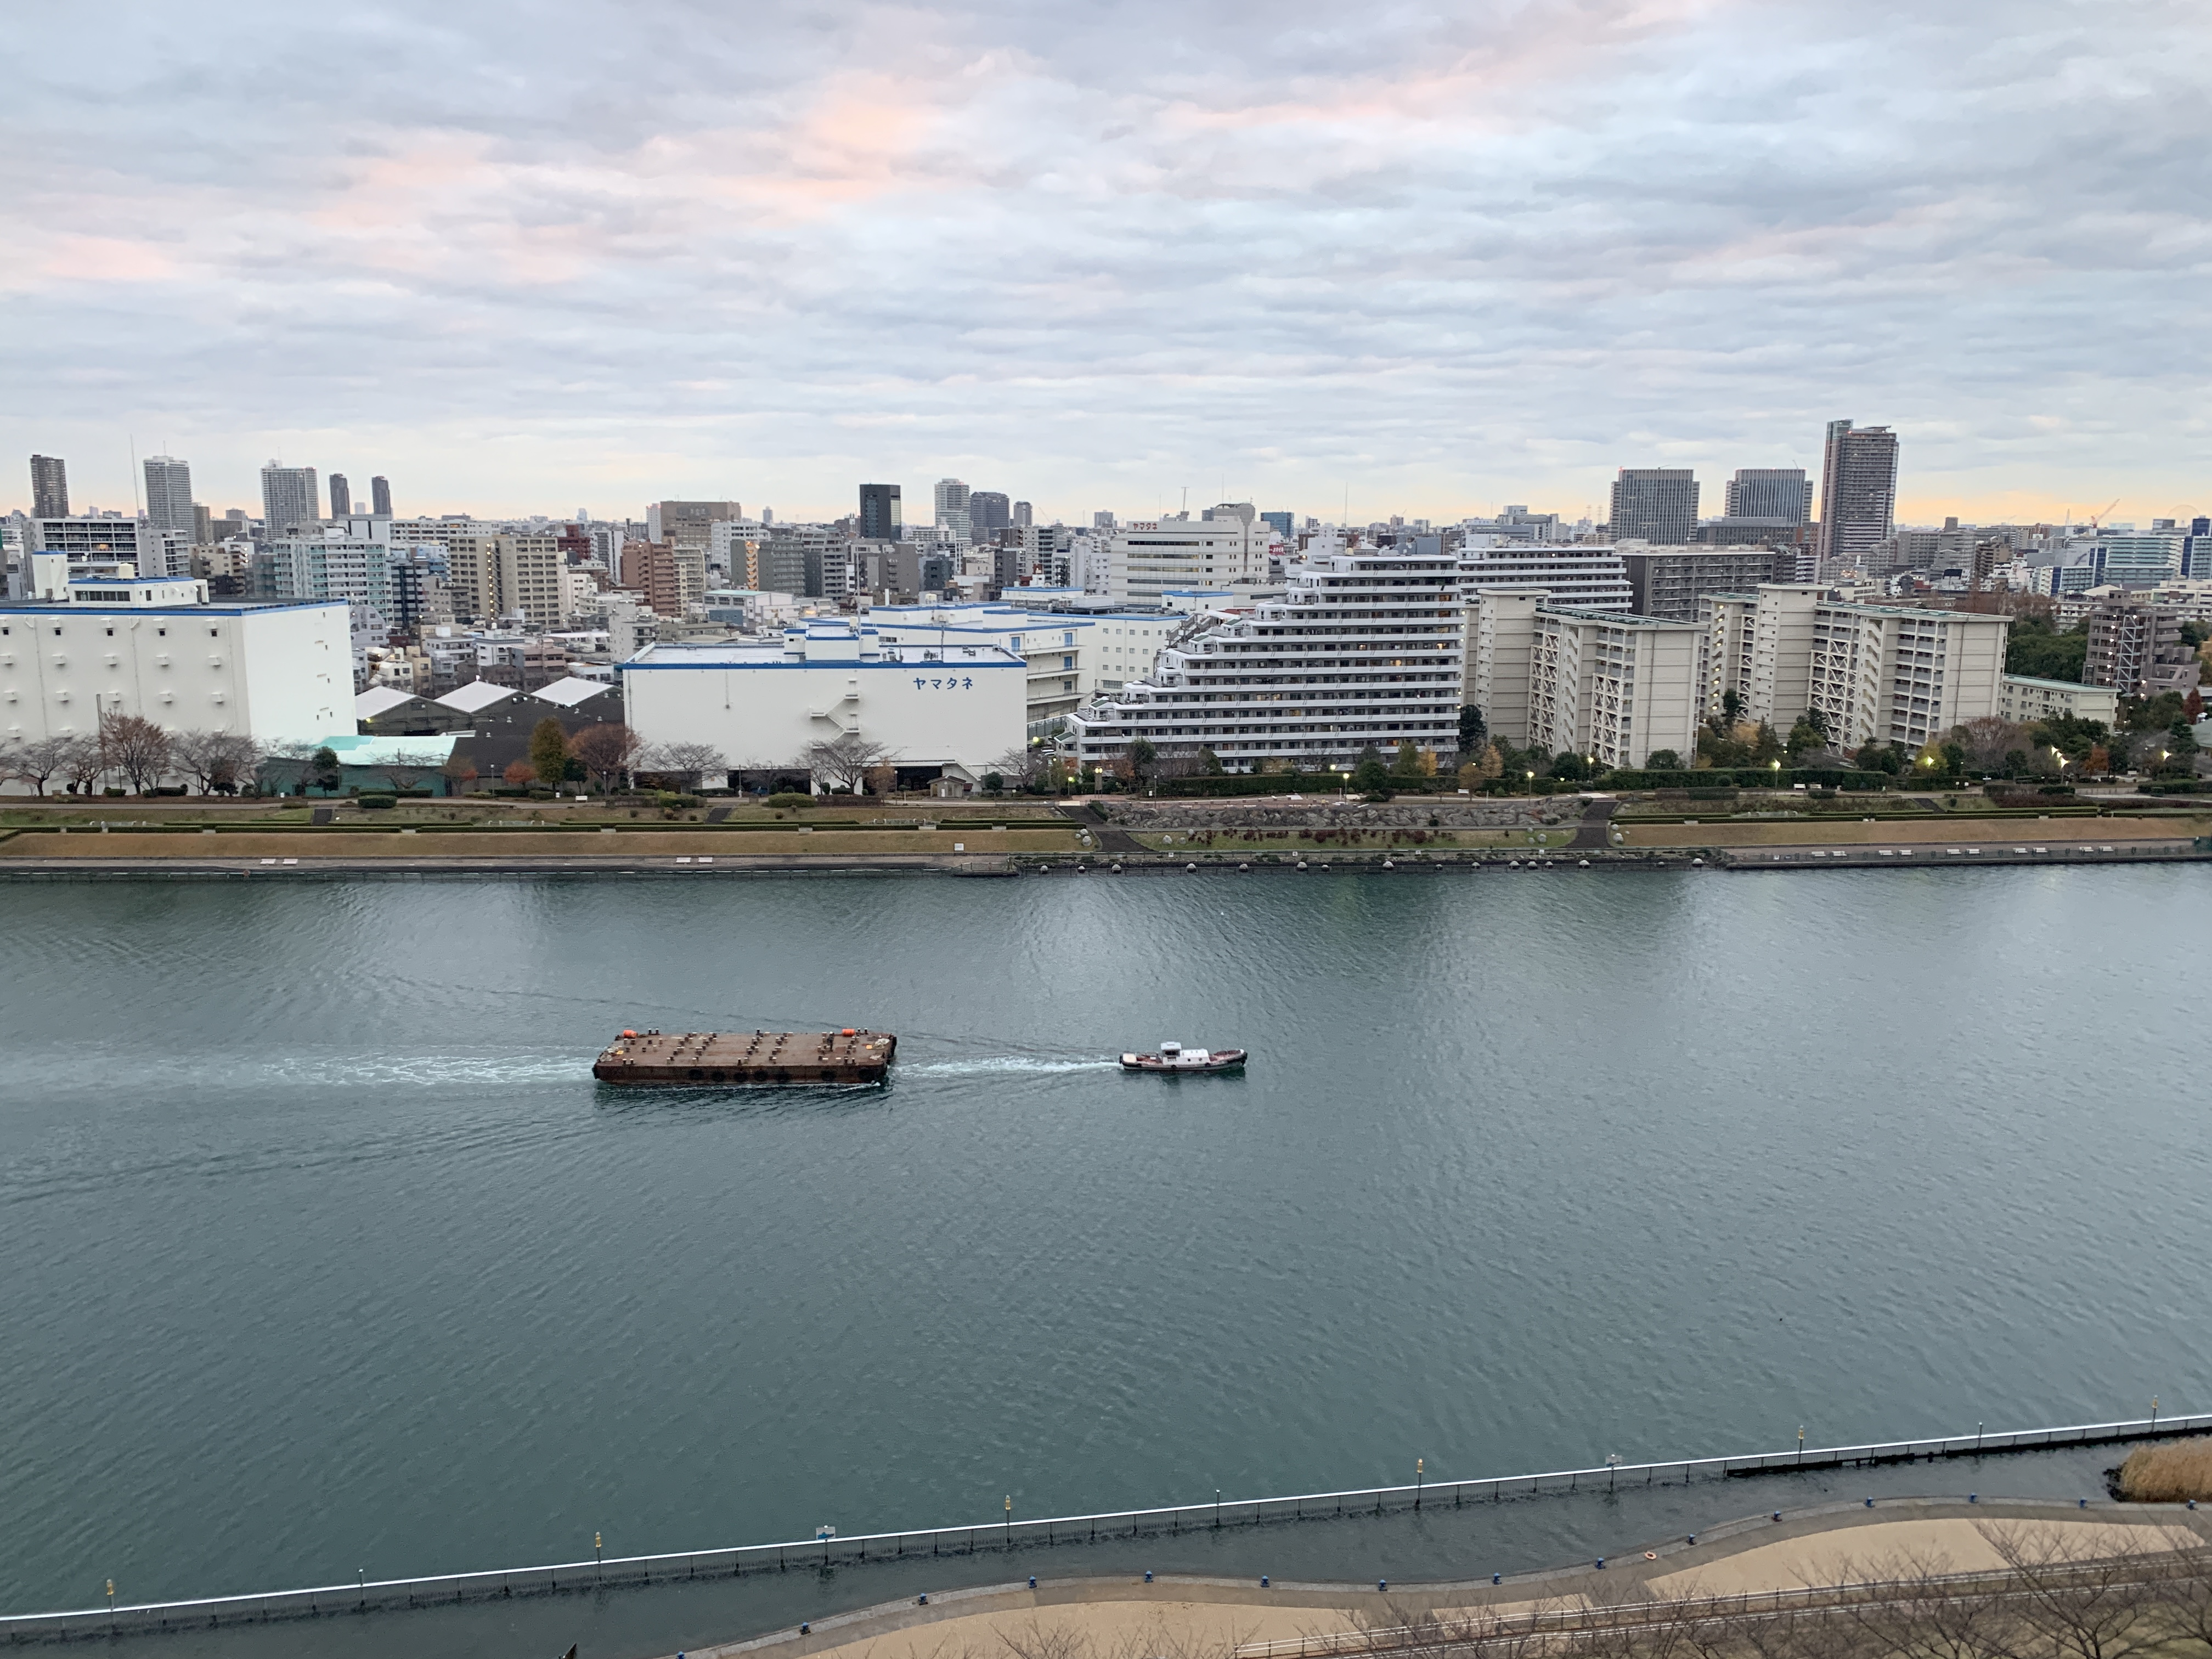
[3,0,2206,522]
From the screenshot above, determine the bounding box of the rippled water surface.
[2,867,2207,1621]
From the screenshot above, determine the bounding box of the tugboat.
[1119,1041,1248,1074]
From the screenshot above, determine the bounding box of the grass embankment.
[0,828,1082,859]
[2115,1438,2212,1502]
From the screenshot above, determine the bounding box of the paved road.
[1568,798,1622,849]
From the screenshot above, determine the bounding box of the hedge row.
[1153,772,1376,797]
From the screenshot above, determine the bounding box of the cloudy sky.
[5,0,2207,527]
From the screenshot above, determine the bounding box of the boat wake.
[899,1056,1114,1077]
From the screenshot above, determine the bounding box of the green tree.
[1786,716,1827,759]
[2028,712,2107,761]
[2120,691,2187,732]
[1549,752,1590,782]
[311,745,341,794]
[1199,746,1224,775]
[2181,620,2208,651]
[1940,740,1967,776]
[1645,749,1681,770]
[1457,705,1487,752]
[1720,689,1744,723]
[529,718,571,786]
[1351,744,1391,794]
[981,771,1005,794]
[1127,737,1157,779]
[2005,615,2088,682]
[1751,721,1785,764]
[1391,738,1423,775]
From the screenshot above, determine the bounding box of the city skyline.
[4,1,2206,526]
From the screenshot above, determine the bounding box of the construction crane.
[2085,499,2120,530]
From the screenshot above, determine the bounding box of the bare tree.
[570,722,645,793]
[99,714,174,794]
[0,735,78,797]
[994,742,1050,791]
[170,730,262,795]
[645,741,729,793]
[380,746,445,797]
[440,753,479,795]
[60,735,106,795]
[1978,1522,2161,1659]
[865,762,897,798]
[1953,717,2029,774]
[799,731,892,793]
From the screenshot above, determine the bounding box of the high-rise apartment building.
[1608,469,1700,545]
[330,475,352,518]
[859,483,902,541]
[142,455,195,540]
[935,478,972,544]
[969,491,1012,534]
[370,476,393,516]
[30,455,69,519]
[1069,548,1466,773]
[1697,583,2007,753]
[1815,421,1899,570]
[1466,590,1704,770]
[2084,602,2198,698]
[1457,541,1632,611]
[1619,546,1788,621]
[261,462,320,537]
[1723,469,1813,522]
[1012,501,1033,529]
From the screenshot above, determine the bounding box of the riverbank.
[687,1499,2211,1659]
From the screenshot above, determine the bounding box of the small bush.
[149,785,187,797]
[656,792,704,809]
[357,794,398,810]
[763,792,813,809]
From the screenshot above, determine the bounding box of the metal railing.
[7,1409,2205,1642]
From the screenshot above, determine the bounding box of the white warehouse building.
[619,617,1028,787]
[0,578,349,748]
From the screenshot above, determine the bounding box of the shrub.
[357,793,398,810]
[656,792,704,809]
[764,792,814,809]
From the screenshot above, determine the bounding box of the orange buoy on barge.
[592,1028,896,1086]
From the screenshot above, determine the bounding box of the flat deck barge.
[592,1028,896,1085]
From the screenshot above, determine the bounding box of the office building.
[1467,589,1703,770]
[2084,601,2198,698]
[30,455,69,520]
[1261,511,1295,539]
[646,501,740,550]
[329,475,352,518]
[1012,501,1034,529]
[1457,540,1632,611]
[969,491,1012,534]
[1816,421,1900,570]
[1698,583,2008,752]
[1069,548,1465,773]
[0,578,346,747]
[621,616,1028,788]
[261,463,321,537]
[1608,469,1699,545]
[1723,469,1813,522]
[859,483,902,541]
[934,478,972,544]
[370,476,393,516]
[1107,514,1270,606]
[1620,546,1788,622]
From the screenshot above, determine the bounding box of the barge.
[592,1028,896,1086]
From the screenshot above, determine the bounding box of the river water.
[2,867,2207,1652]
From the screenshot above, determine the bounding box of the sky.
[4,0,2208,529]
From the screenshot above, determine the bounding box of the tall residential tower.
[1816,421,1899,571]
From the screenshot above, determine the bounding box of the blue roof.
[0,599,345,616]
